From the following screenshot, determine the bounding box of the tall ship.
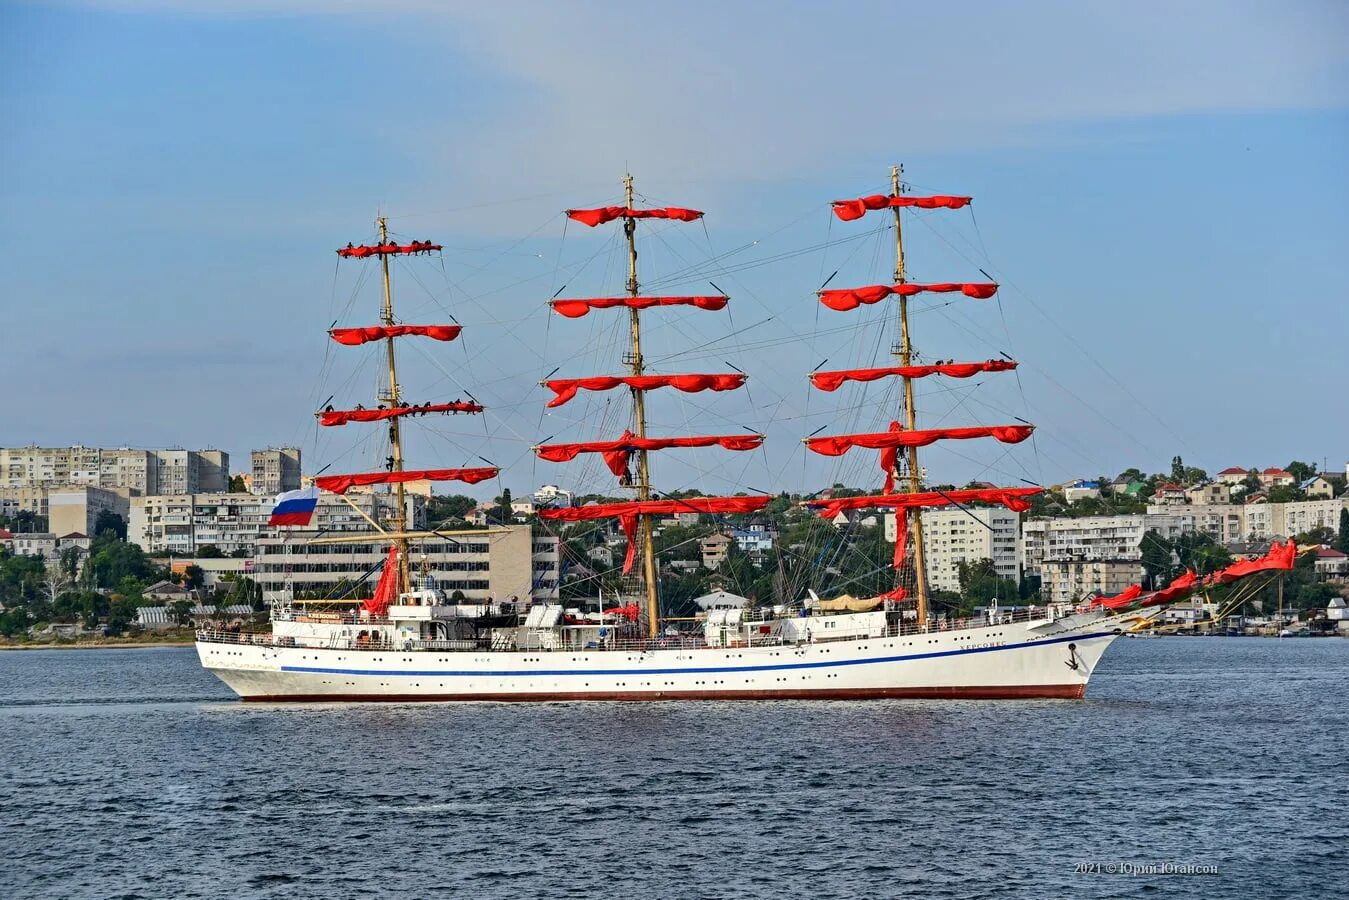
[196,174,1298,701]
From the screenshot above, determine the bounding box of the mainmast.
[536,182,770,638]
[621,175,662,639]
[377,216,411,593]
[890,165,930,623]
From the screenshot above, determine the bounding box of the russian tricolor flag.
[269,486,320,526]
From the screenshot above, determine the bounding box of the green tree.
[170,598,194,626]
[1293,526,1334,546]
[1139,530,1174,588]
[427,494,479,523]
[494,489,513,525]
[88,539,160,589]
[228,475,247,492]
[1285,461,1318,484]
[195,544,225,559]
[93,510,127,540]
[182,564,205,591]
[59,546,83,579]
[955,558,1018,614]
[1172,532,1232,577]
[0,607,32,637]
[1337,508,1349,554]
[1266,484,1306,503]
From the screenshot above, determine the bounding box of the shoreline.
[0,639,195,651]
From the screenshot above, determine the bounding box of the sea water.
[1,637,1343,899]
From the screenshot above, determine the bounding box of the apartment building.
[1042,558,1141,605]
[129,492,424,556]
[0,445,228,495]
[885,507,1022,593]
[251,526,560,604]
[1147,497,1349,542]
[1022,514,1193,577]
[250,448,301,495]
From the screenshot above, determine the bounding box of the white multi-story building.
[130,492,424,556]
[251,526,559,604]
[250,448,301,495]
[1022,514,1193,576]
[533,484,576,508]
[1147,497,1349,542]
[0,445,228,495]
[887,507,1022,593]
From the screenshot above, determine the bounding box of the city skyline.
[3,2,1346,500]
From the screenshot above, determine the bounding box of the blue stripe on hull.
[276,630,1115,678]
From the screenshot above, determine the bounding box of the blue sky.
[2,1,1346,500]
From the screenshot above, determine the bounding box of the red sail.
[832,194,972,221]
[318,402,484,426]
[551,295,728,319]
[806,424,1034,457]
[1139,570,1199,607]
[819,282,998,312]
[362,545,401,618]
[337,241,442,258]
[566,206,704,227]
[1093,584,1145,611]
[536,431,763,477]
[330,325,462,346]
[807,487,1043,521]
[539,496,771,572]
[811,360,1017,392]
[809,487,1042,569]
[543,373,746,408]
[315,467,498,495]
[1205,540,1299,585]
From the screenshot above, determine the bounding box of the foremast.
[889,165,931,623]
[803,168,1040,626]
[621,175,662,638]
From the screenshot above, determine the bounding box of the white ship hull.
[197,610,1143,702]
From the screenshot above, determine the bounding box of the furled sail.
[539,496,772,572]
[543,373,746,408]
[566,206,703,227]
[315,467,498,495]
[818,282,998,312]
[831,194,971,221]
[550,295,729,319]
[1140,570,1199,607]
[810,360,1017,392]
[1092,584,1144,610]
[806,423,1035,456]
[337,241,442,258]
[806,486,1044,569]
[536,431,763,477]
[329,325,462,346]
[318,401,484,426]
[1093,541,1299,612]
[1204,540,1299,585]
[362,545,401,618]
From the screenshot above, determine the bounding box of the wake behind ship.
[197,172,1300,701]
